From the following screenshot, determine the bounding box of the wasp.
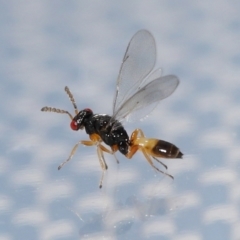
[41,30,183,188]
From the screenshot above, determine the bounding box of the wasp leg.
[98,143,120,164]
[99,144,112,155]
[129,128,144,140]
[99,144,119,164]
[81,140,114,158]
[152,156,168,170]
[97,144,108,188]
[125,129,143,159]
[58,141,82,170]
[141,148,173,179]
[111,145,120,164]
[58,138,114,188]
[58,139,114,170]
[126,141,172,178]
[125,128,143,159]
[126,145,139,159]
[58,140,96,170]
[131,128,182,167]
[128,128,171,173]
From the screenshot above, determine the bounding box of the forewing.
[113,30,156,115]
[113,75,179,124]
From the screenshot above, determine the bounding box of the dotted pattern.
[1,1,240,239]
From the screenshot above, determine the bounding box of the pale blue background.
[1,1,240,239]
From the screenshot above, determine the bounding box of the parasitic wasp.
[41,30,183,188]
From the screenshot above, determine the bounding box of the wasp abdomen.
[152,140,183,159]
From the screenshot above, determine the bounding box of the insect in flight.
[41,29,183,188]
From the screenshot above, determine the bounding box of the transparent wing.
[112,75,179,127]
[110,29,179,130]
[112,30,156,116]
[122,67,162,122]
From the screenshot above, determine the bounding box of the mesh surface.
[1,1,240,239]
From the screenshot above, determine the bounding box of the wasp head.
[70,108,93,131]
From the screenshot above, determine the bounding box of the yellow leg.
[97,144,108,188]
[58,140,96,170]
[111,145,118,153]
[58,139,115,171]
[126,145,139,159]
[99,144,113,154]
[141,148,173,179]
[130,129,168,170]
[81,140,97,146]
[58,137,117,188]
[125,129,144,159]
[130,128,145,141]
[128,128,175,178]
[152,156,168,169]
[111,145,120,163]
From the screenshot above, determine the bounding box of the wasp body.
[71,110,129,155]
[41,30,183,187]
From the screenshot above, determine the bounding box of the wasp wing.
[120,67,163,122]
[112,30,156,116]
[112,75,179,126]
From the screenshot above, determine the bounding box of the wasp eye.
[70,120,78,131]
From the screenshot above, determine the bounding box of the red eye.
[70,120,78,130]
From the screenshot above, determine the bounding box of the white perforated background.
[1,1,240,239]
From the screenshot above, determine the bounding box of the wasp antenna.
[41,106,73,120]
[65,86,79,115]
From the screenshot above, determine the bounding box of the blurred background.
[1,0,240,239]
